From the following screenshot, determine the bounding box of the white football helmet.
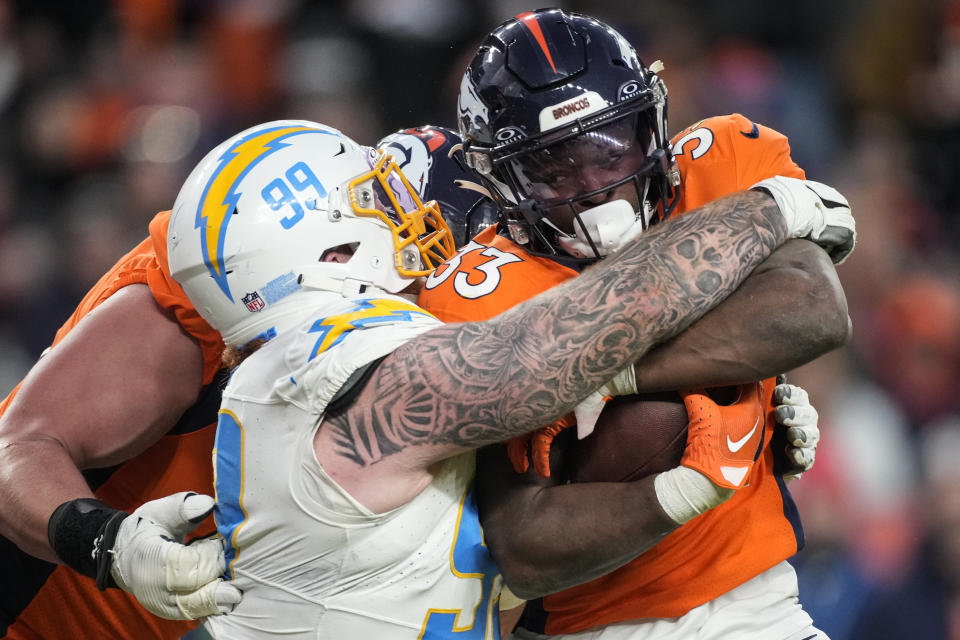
[168,120,454,347]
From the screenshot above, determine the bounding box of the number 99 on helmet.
[168,120,455,347]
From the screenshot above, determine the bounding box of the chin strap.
[298,273,391,298]
[556,199,644,259]
[454,179,494,199]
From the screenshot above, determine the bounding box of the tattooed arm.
[629,238,850,392]
[315,190,789,506]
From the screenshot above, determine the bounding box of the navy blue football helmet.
[378,125,499,248]
[457,9,679,261]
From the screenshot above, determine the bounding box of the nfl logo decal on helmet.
[242,292,265,313]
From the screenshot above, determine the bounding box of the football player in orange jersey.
[416,8,853,640]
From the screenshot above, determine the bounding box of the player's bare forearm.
[476,442,676,599]
[328,190,787,465]
[631,239,851,392]
[0,285,204,561]
[0,440,95,561]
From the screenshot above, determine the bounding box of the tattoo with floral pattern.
[326,191,786,465]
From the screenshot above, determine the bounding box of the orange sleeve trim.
[148,212,225,385]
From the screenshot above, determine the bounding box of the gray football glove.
[752,176,856,264]
[773,383,820,479]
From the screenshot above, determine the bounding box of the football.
[569,392,689,483]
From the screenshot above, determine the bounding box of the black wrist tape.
[47,498,127,590]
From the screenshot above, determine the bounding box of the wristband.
[606,365,638,397]
[47,498,127,590]
[653,467,734,524]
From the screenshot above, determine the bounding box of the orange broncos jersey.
[417,114,807,633]
[1,211,225,640]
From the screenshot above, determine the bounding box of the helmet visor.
[507,113,654,213]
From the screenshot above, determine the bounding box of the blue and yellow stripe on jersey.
[195,124,335,302]
[213,408,248,579]
[308,298,436,360]
[418,484,501,639]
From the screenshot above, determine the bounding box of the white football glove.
[751,176,856,264]
[110,492,242,620]
[773,383,820,479]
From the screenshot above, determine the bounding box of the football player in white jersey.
[154,119,851,638]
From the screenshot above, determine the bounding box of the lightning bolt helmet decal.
[196,125,334,301]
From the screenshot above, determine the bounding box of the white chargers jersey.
[205,294,503,639]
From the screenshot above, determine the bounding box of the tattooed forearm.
[329,190,786,464]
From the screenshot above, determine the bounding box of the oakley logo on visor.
[495,127,524,144]
[618,80,642,101]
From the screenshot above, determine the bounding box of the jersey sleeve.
[273,296,444,414]
[670,113,805,213]
[0,211,223,416]
[148,211,225,385]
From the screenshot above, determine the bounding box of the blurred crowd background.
[0,1,958,638]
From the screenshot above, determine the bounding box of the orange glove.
[506,435,532,475]
[680,381,766,489]
[505,414,576,477]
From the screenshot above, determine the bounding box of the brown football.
[569,391,689,483]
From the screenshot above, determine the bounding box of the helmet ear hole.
[320,244,358,263]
